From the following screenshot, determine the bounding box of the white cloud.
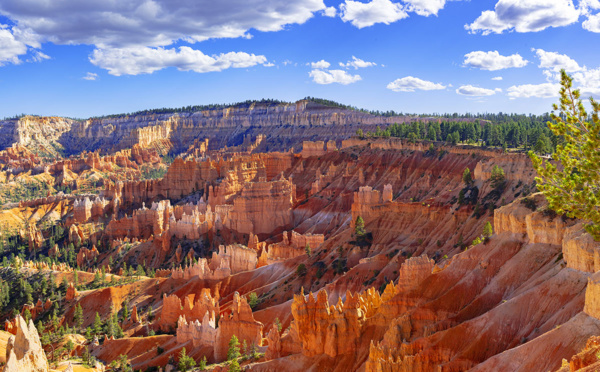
[533,48,582,72]
[573,68,600,95]
[492,76,503,80]
[339,0,454,27]
[581,0,600,11]
[309,69,362,85]
[466,0,580,35]
[456,85,500,96]
[323,6,337,17]
[0,0,327,48]
[340,0,408,28]
[90,46,268,76]
[387,76,446,92]
[507,83,560,98]
[0,25,28,65]
[402,0,449,16]
[463,51,528,71]
[339,56,377,69]
[583,12,600,32]
[83,72,98,81]
[263,62,275,67]
[310,60,331,69]
[27,50,50,63]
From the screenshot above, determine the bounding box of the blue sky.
[0,0,599,118]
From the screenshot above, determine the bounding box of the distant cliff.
[0,100,462,155]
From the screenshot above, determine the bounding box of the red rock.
[214,292,263,362]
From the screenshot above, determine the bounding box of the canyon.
[0,101,597,372]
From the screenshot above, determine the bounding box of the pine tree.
[490,165,505,189]
[227,335,241,361]
[247,292,259,309]
[177,347,196,372]
[122,302,129,322]
[462,168,472,186]
[530,70,600,240]
[198,356,207,371]
[305,243,311,257]
[93,312,103,335]
[483,222,493,238]
[242,339,248,358]
[24,308,32,323]
[73,303,83,329]
[136,265,145,277]
[354,216,366,237]
[229,358,241,372]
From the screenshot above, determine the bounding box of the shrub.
[490,165,505,189]
[247,292,259,309]
[520,197,538,211]
[296,264,307,276]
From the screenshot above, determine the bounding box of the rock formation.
[265,324,282,360]
[176,312,216,348]
[4,315,48,372]
[159,290,220,329]
[214,292,263,361]
[66,283,79,301]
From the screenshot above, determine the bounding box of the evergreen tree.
[490,165,505,189]
[24,308,32,323]
[247,292,259,309]
[93,312,103,335]
[122,302,129,322]
[177,347,196,372]
[354,216,366,237]
[227,335,241,361]
[136,265,145,277]
[530,70,600,240]
[229,358,241,372]
[462,168,472,186]
[483,222,493,238]
[198,356,207,371]
[73,303,83,329]
[305,243,311,257]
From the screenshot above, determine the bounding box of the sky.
[0,0,599,118]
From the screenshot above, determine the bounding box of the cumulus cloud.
[386,76,446,92]
[583,12,600,32]
[463,51,528,71]
[573,68,600,95]
[339,56,377,69]
[309,69,362,85]
[492,76,503,80]
[310,60,331,69]
[507,83,560,98]
[339,0,455,27]
[456,85,501,96]
[83,72,98,81]
[466,0,580,35]
[0,0,327,48]
[402,0,450,16]
[340,0,408,28]
[533,48,582,72]
[323,6,337,17]
[0,25,29,65]
[90,46,268,76]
